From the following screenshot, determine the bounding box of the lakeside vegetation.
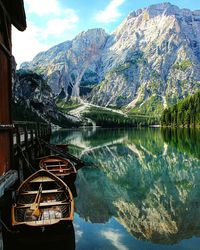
[161,90,200,128]
[83,107,158,127]
[161,128,200,160]
[12,101,44,122]
[55,99,82,113]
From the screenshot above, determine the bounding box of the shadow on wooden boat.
[12,170,74,230]
[3,222,75,250]
[1,183,76,250]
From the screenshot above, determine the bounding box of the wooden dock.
[0,121,51,199]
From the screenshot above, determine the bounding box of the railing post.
[30,124,34,147]
[15,124,21,147]
[13,121,52,175]
[14,123,23,182]
[24,124,28,151]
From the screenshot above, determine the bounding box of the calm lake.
[50,127,200,250]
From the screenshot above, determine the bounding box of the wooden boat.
[39,155,77,184]
[12,169,74,228]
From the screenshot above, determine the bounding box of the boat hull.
[12,169,74,229]
[39,155,77,185]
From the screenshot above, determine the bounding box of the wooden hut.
[0,0,26,177]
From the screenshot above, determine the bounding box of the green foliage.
[17,69,50,92]
[83,107,158,127]
[110,63,132,73]
[161,128,200,160]
[55,99,81,113]
[109,52,146,75]
[173,60,192,71]
[12,101,44,122]
[151,70,160,78]
[161,90,200,128]
[34,65,47,75]
[131,95,164,116]
[50,115,81,128]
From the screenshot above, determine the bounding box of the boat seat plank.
[46,169,72,172]
[16,201,70,208]
[44,159,64,163]
[20,189,64,195]
[44,164,68,168]
[30,177,55,183]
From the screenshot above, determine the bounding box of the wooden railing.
[12,121,51,175]
[0,122,51,198]
[12,121,52,182]
[13,121,51,151]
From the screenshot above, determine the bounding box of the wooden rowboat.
[12,169,74,228]
[39,155,77,184]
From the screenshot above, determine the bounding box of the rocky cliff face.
[12,68,81,127]
[21,3,200,114]
[21,29,108,99]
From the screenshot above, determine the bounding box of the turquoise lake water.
[50,127,200,250]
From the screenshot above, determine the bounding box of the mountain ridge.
[21,2,200,115]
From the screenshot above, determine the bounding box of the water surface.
[51,128,200,250]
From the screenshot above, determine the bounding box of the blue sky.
[13,0,200,65]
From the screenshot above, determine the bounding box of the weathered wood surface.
[0,0,26,179]
[0,122,51,195]
[0,170,18,198]
[13,122,50,148]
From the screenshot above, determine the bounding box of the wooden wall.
[0,3,12,175]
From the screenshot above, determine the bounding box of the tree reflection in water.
[51,128,200,245]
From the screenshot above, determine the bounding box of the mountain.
[21,3,200,115]
[12,60,81,127]
[21,29,108,98]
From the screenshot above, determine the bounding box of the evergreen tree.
[161,90,200,127]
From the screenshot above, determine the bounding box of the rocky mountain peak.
[69,28,109,63]
[75,28,108,45]
[20,3,200,115]
[145,2,179,17]
[128,3,177,18]
[127,2,200,21]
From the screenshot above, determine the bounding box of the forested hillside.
[83,107,158,127]
[161,91,200,127]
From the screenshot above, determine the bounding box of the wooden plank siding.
[0,0,26,176]
[0,6,12,175]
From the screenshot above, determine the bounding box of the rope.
[16,144,37,173]
[0,218,19,234]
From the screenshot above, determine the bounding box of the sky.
[13,0,200,66]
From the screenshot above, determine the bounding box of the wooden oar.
[30,184,42,217]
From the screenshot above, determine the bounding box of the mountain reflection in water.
[51,128,200,249]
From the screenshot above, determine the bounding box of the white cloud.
[12,23,51,66]
[12,7,79,65]
[25,0,60,16]
[74,223,83,243]
[95,0,125,23]
[101,229,128,250]
[45,9,79,37]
